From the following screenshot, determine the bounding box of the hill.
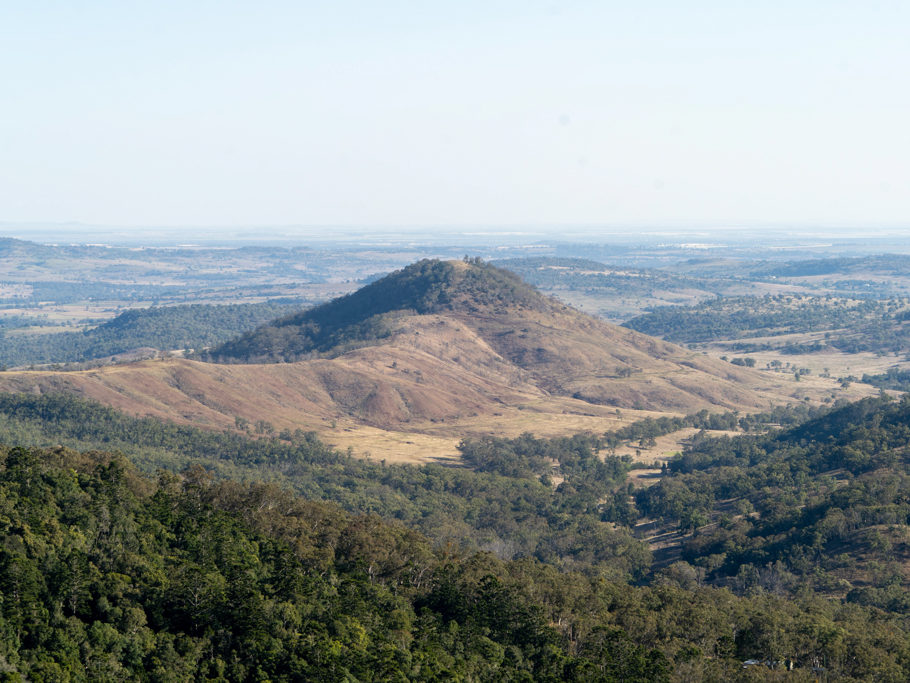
[0,260,867,460]
[205,258,813,413]
[206,258,548,362]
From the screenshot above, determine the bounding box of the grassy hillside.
[198,258,819,415]
[0,261,869,457]
[207,259,546,363]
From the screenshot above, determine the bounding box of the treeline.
[0,301,298,367]
[601,404,829,451]
[624,294,910,353]
[603,411,739,451]
[0,315,46,330]
[757,254,910,278]
[0,280,183,305]
[862,367,910,391]
[3,445,910,680]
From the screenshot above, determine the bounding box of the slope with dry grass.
[0,260,874,461]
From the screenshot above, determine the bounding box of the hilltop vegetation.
[207,259,547,363]
[0,302,298,368]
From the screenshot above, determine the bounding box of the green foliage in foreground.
[0,301,298,367]
[0,446,671,681]
[637,395,910,602]
[5,392,910,677]
[2,445,909,681]
[0,393,649,579]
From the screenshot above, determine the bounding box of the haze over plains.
[1,1,908,234]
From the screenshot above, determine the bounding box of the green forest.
[2,393,910,678]
[0,444,670,681]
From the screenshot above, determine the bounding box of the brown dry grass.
[322,426,461,465]
[725,348,910,379]
[0,303,881,464]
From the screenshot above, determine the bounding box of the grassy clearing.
[321,425,461,464]
[701,340,910,381]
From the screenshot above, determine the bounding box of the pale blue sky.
[1,1,908,231]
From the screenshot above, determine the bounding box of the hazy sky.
[1,1,908,231]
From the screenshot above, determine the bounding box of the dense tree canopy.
[1,392,910,678]
[2,444,909,680]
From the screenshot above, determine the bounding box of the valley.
[6,3,908,676]
[0,237,909,679]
